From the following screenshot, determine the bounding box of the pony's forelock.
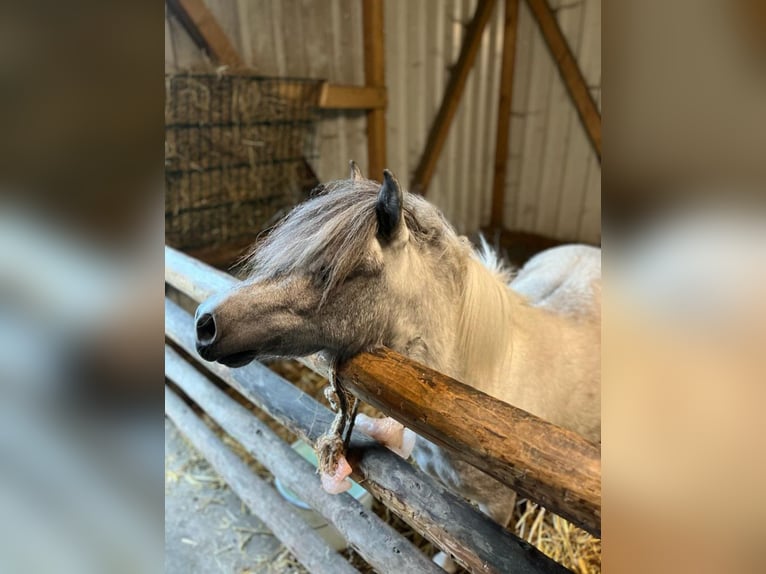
[240,176,462,302]
[240,179,378,296]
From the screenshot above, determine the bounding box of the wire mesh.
[165,73,322,251]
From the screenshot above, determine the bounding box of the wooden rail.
[166,346,442,573]
[318,83,387,110]
[276,81,387,110]
[165,387,356,574]
[165,245,601,536]
[165,297,567,574]
[329,350,600,536]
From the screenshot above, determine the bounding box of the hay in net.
[165,73,322,252]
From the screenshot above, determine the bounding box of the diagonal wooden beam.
[490,0,521,229]
[526,0,601,160]
[411,0,497,195]
[166,0,244,68]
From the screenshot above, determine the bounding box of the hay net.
[165,73,322,252]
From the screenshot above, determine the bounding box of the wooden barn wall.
[165,0,601,243]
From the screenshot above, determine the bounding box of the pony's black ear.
[349,160,363,182]
[376,169,403,241]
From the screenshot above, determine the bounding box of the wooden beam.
[411,0,497,195]
[165,387,357,574]
[273,81,386,110]
[525,0,601,160]
[166,0,244,68]
[362,0,387,179]
[490,0,521,229]
[318,83,387,110]
[329,348,601,536]
[166,346,443,574]
[165,296,569,574]
[165,245,602,537]
[165,245,235,302]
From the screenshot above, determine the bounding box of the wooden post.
[165,387,357,574]
[525,0,601,160]
[165,245,602,537]
[363,0,387,179]
[490,0,520,229]
[166,0,244,68]
[411,0,497,195]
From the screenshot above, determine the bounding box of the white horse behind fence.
[194,163,601,565]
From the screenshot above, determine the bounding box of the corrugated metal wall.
[504,0,601,243]
[165,0,600,243]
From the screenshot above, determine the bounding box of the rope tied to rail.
[316,360,358,492]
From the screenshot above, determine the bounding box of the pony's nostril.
[196,313,217,345]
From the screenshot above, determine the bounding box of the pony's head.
[194,162,462,367]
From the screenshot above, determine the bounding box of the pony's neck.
[394,242,600,440]
[449,255,592,419]
[451,257,520,393]
[389,243,555,398]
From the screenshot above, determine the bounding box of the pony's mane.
[240,177,455,299]
[475,234,515,285]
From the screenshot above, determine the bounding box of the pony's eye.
[316,265,331,284]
